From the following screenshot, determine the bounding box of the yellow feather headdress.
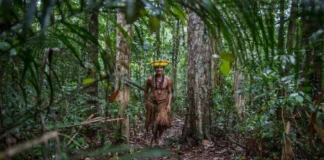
[150,60,169,67]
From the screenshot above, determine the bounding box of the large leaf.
[62,22,98,45]
[0,42,11,51]
[219,52,235,62]
[148,15,159,33]
[170,5,187,25]
[220,59,231,75]
[82,78,95,85]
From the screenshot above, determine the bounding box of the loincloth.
[145,99,171,131]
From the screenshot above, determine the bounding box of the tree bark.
[115,11,131,144]
[182,10,212,145]
[0,67,3,128]
[286,0,298,51]
[86,7,99,113]
[300,0,322,101]
[211,25,222,89]
[172,19,180,112]
[234,70,245,119]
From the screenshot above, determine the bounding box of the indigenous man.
[144,60,172,145]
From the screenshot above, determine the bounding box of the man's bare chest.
[149,79,168,89]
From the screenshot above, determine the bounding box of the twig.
[0,131,59,159]
[226,135,247,149]
[65,118,124,128]
[40,113,50,160]
[122,79,144,91]
[66,132,78,146]
[59,133,85,150]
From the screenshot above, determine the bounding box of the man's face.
[155,66,164,75]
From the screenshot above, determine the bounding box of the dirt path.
[129,116,238,160]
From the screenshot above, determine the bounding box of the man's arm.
[167,77,172,112]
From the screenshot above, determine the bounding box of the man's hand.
[167,104,171,112]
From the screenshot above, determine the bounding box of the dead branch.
[65,117,124,128]
[0,131,59,159]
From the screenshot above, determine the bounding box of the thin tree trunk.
[277,0,286,77]
[278,0,285,53]
[286,0,299,82]
[211,24,222,89]
[286,0,298,51]
[86,7,99,113]
[234,70,245,120]
[172,19,180,113]
[276,0,287,125]
[156,23,161,58]
[300,0,322,101]
[0,67,3,128]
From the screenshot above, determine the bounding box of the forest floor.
[127,116,243,160]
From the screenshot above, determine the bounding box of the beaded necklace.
[155,74,164,95]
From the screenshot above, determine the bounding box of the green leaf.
[220,59,231,75]
[62,22,98,45]
[82,78,95,85]
[149,15,159,33]
[219,52,235,62]
[170,5,187,25]
[295,95,303,103]
[10,49,17,56]
[0,42,11,51]
[52,31,85,68]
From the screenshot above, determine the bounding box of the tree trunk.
[278,0,285,53]
[86,7,99,113]
[286,0,298,51]
[211,25,222,89]
[300,0,322,101]
[156,23,161,58]
[115,11,131,144]
[182,10,212,145]
[85,6,100,149]
[277,0,286,78]
[234,70,245,120]
[0,67,3,128]
[172,19,180,113]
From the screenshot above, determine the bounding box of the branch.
[64,117,124,128]
[0,131,59,159]
[122,79,144,91]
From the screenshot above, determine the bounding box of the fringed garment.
[145,99,171,131]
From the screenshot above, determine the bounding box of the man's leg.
[157,127,166,145]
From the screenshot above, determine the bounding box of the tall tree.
[172,19,180,111]
[0,66,3,128]
[115,9,131,144]
[234,69,245,120]
[86,3,99,113]
[286,0,298,52]
[182,10,212,145]
[211,25,222,90]
[300,0,322,101]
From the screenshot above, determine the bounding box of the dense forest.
[0,0,324,159]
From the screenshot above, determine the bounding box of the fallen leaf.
[202,139,210,146]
